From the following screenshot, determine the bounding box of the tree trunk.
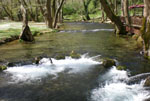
[123,0,131,25]
[99,0,126,35]
[53,0,65,28]
[82,0,91,20]
[121,0,125,16]
[46,0,53,28]
[2,5,14,20]
[141,0,150,58]
[37,0,47,22]
[19,5,34,42]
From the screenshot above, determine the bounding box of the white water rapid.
[91,67,150,101]
[5,54,101,83]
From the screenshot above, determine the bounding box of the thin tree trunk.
[2,5,14,20]
[141,0,150,58]
[123,0,131,25]
[46,0,53,28]
[99,0,126,35]
[53,0,65,28]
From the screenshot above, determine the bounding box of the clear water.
[0,22,150,101]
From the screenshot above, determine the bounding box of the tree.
[82,0,92,20]
[140,0,150,58]
[19,5,34,42]
[46,0,53,28]
[99,0,127,35]
[123,0,131,26]
[53,0,65,28]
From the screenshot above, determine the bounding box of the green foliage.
[63,4,76,15]
[0,65,7,71]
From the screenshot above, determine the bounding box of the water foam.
[91,67,150,101]
[59,29,114,33]
[5,54,101,83]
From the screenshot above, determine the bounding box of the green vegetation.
[0,65,7,71]
[0,22,51,40]
[116,65,126,70]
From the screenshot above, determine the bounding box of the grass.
[0,22,51,40]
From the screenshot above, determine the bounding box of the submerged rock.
[116,65,126,70]
[0,65,7,71]
[70,51,81,59]
[102,58,116,68]
[144,76,150,87]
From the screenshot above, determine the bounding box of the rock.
[144,76,150,87]
[102,58,116,68]
[0,65,7,71]
[136,36,143,48]
[7,62,15,67]
[35,56,43,65]
[70,51,81,59]
[144,98,150,101]
[55,54,65,60]
[116,65,126,70]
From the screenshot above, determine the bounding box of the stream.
[0,22,150,101]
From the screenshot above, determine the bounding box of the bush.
[63,5,76,15]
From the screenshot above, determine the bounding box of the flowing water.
[0,22,150,101]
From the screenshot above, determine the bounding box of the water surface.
[0,22,150,101]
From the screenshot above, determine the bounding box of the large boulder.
[102,58,116,68]
[144,76,150,87]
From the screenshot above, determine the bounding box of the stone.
[116,65,126,70]
[136,36,143,48]
[102,58,116,68]
[70,51,81,59]
[0,65,7,71]
[55,54,65,60]
[144,76,150,87]
[35,56,43,65]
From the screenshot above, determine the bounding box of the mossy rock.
[55,54,66,60]
[0,65,7,71]
[116,65,126,70]
[144,76,150,87]
[70,51,81,59]
[136,36,143,48]
[102,58,116,68]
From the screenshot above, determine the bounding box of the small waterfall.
[91,67,150,101]
[4,54,101,83]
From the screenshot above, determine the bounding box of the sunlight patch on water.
[5,54,101,83]
[91,67,150,101]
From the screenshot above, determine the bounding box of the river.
[0,22,150,101]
